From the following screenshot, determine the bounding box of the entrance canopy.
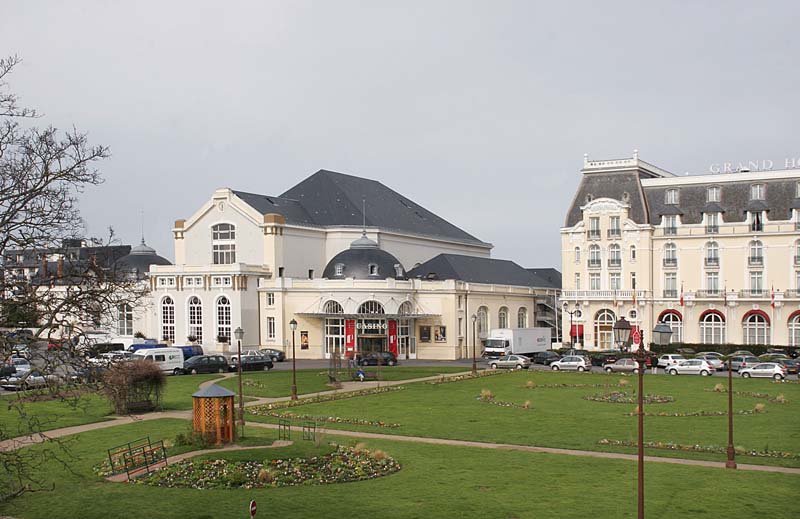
[297,312,439,319]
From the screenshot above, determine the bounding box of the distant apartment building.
[560,152,799,349]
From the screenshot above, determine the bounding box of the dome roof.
[115,239,172,279]
[322,233,406,280]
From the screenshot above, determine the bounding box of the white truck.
[483,328,552,358]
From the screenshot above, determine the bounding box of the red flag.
[723,285,727,305]
[771,286,776,308]
[679,282,684,307]
[632,289,636,305]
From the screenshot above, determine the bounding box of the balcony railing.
[785,289,800,298]
[740,289,766,298]
[706,225,719,234]
[704,257,719,267]
[608,258,622,268]
[695,289,721,297]
[748,255,764,266]
[587,230,601,240]
[663,258,677,268]
[664,227,678,236]
[561,290,649,300]
[588,259,602,269]
[750,223,763,232]
[607,229,621,239]
[663,290,678,298]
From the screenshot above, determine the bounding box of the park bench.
[352,371,378,382]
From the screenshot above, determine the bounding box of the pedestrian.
[356,367,366,382]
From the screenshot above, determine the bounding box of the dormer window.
[334,263,344,276]
[707,186,720,203]
[368,264,379,276]
[665,189,679,205]
[663,215,678,235]
[750,184,765,200]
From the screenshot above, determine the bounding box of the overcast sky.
[2,1,798,269]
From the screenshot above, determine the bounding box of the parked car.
[739,363,787,380]
[531,351,561,365]
[759,353,789,362]
[666,359,716,376]
[603,358,640,373]
[229,350,262,364]
[0,362,16,378]
[551,356,591,372]
[676,347,696,356]
[488,355,531,370]
[259,348,286,362]
[0,370,59,390]
[88,351,129,365]
[357,352,398,366]
[773,358,799,375]
[591,350,623,366]
[10,357,31,374]
[695,351,724,359]
[70,365,108,383]
[730,350,755,357]
[657,354,685,369]
[179,355,229,375]
[233,355,274,372]
[729,355,761,372]
[177,345,205,360]
[695,355,725,371]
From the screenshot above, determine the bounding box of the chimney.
[57,257,65,278]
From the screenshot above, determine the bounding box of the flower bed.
[597,438,800,460]
[257,410,401,428]
[583,391,674,404]
[132,445,401,489]
[525,383,622,390]
[626,408,767,417]
[427,370,509,385]
[244,379,266,389]
[247,386,405,414]
[705,388,788,403]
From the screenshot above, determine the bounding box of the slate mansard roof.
[233,170,489,247]
[406,254,559,289]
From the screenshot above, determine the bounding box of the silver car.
[739,363,787,380]
[551,356,591,372]
[603,358,640,373]
[657,354,685,368]
[0,370,59,390]
[729,355,760,372]
[695,355,725,371]
[488,355,530,370]
[666,359,715,376]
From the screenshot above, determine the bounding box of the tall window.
[749,271,763,294]
[574,247,581,262]
[664,273,677,297]
[700,311,725,344]
[161,296,175,342]
[609,216,621,237]
[790,314,800,347]
[663,215,677,234]
[588,217,600,239]
[609,244,621,267]
[216,296,231,341]
[706,242,719,265]
[212,223,236,264]
[750,211,763,232]
[589,245,601,267]
[117,304,133,336]
[661,311,683,343]
[188,296,203,342]
[477,306,489,338]
[324,300,344,356]
[267,317,276,340]
[630,272,637,290]
[590,273,601,290]
[664,243,677,266]
[750,184,765,200]
[574,273,581,290]
[609,272,621,290]
[706,272,719,294]
[706,212,720,233]
[594,309,616,349]
[267,293,275,306]
[517,307,528,328]
[707,186,720,202]
[749,240,763,264]
[398,301,413,358]
[665,189,679,204]
[743,313,770,345]
[498,307,509,329]
[630,245,636,261]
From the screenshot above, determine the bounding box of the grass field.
[246,370,800,467]
[1,418,797,519]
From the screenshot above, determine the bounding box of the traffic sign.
[249,500,257,517]
[632,330,641,345]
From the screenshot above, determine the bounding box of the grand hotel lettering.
[708,157,800,174]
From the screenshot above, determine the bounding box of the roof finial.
[140,210,145,245]
[362,198,366,237]
[633,149,639,160]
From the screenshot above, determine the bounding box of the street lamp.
[563,302,581,348]
[471,314,477,375]
[289,319,298,401]
[726,355,737,469]
[234,326,245,438]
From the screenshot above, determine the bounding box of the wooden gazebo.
[192,384,236,445]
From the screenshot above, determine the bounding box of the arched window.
[358,300,385,314]
[397,301,413,315]
[188,296,203,343]
[609,244,621,266]
[589,244,601,262]
[216,296,231,341]
[790,312,800,347]
[574,247,581,262]
[659,310,683,343]
[742,311,770,345]
[334,263,345,276]
[212,223,236,264]
[477,306,489,338]
[517,307,528,328]
[700,310,725,344]
[498,307,509,329]
[324,300,343,314]
[117,303,133,336]
[161,296,175,343]
[593,309,616,349]
[630,245,636,261]
[749,240,763,264]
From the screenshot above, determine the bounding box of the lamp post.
[234,326,245,438]
[289,319,298,401]
[726,356,737,469]
[563,302,581,348]
[471,314,477,375]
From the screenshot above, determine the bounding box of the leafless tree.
[0,55,148,502]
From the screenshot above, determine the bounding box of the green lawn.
[0,418,797,519]
[246,370,800,467]
[215,367,466,398]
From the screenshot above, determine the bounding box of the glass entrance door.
[358,337,386,354]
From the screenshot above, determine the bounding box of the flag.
[723,285,727,305]
[613,290,617,306]
[679,282,684,307]
[771,286,776,308]
[632,289,636,305]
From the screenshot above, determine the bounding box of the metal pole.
[726,357,737,469]
[291,328,298,401]
[471,318,477,375]
[637,332,645,519]
[237,338,244,438]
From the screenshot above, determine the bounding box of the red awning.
[569,325,584,336]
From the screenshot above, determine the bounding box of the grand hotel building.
[560,153,800,349]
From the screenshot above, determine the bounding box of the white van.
[133,347,184,375]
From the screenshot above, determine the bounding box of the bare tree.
[0,55,148,502]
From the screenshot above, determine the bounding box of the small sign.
[250,500,257,517]
[632,330,641,346]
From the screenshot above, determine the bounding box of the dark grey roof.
[644,179,795,224]
[235,170,487,246]
[192,384,236,398]
[114,240,172,280]
[792,199,800,210]
[565,171,649,226]
[407,254,551,288]
[31,245,132,285]
[701,202,726,213]
[525,268,562,290]
[656,205,684,216]
[322,234,406,280]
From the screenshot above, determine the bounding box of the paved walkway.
[3,371,800,476]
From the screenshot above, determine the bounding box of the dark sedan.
[357,352,398,366]
[531,351,561,365]
[591,350,623,366]
[178,355,229,375]
[259,348,286,362]
[774,358,799,375]
[234,355,274,372]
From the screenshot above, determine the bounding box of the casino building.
[147,169,560,359]
[560,152,800,349]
